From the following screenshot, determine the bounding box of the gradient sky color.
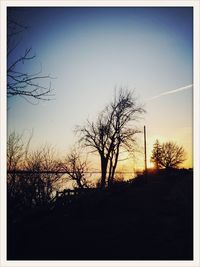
[7,7,193,171]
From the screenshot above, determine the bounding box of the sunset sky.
[7,7,193,172]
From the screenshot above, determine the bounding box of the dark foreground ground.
[7,169,193,260]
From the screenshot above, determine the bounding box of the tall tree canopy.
[77,89,145,188]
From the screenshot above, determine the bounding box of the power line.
[7,170,136,174]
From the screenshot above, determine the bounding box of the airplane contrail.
[147,84,193,101]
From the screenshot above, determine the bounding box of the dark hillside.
[8,169,193,260]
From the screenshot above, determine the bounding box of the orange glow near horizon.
[7,7,193,181]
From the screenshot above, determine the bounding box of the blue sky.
[7,7,193,169]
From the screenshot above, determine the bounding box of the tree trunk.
[76,177,84,189]
[107,152,114,187]
[110,142,120,185]
[100,156,107,188]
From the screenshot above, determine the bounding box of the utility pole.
[144,125,147,174]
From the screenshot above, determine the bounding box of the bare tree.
[24,145,62,205]
[7,132,24,200]
[61,148,89,189]
[7,131,25,171]
[7,131,32,200]
[77,89,145,188]
[151,141,186,169]
[7,133,62,208]
[7,15,53,102]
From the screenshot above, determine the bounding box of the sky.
[7,7,193,172]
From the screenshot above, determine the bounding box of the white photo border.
[0,1,199,266]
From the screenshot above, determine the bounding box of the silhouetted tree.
[77,89,145,188]
[7,131,32,199]
[7,132,25,171]
[151,139,162,170]
[24,145,62,206]
[151,141,186,169]
[7,132,62,209]
[62,148,89,189]
[7,15,53,102]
